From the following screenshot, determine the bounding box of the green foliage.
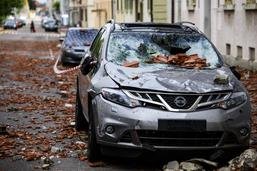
[28,0,36,10]
[53,1,60,12]
[0,0,24,22]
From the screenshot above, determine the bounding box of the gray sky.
[38,0,47,4]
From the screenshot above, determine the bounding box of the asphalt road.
[0,23,163,171]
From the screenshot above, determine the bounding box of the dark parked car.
[3,19,17,30]
[17,19,26,28]
[44,19,58,32]
[75,21,251,162]
[60,28,98,65]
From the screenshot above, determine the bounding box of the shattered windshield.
[107,32,221,69]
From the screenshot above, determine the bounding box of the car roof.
[68,27,98,31]
[106,21,202,34]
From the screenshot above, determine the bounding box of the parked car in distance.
[16,18,26,28]
[44,19,58,32]
[74,21,251,162]
[3,19,17,30]
[41,16,49,28]
[60,28,98,65]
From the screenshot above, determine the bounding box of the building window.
[80,8,83,22]
[223,0,235,10]
[249,47,255,61]
[187,0,196,11]
[246,0,256,4]
[125,0,128,12]
[244,0,257,10]
[129,0,133,13]
[121,0,124,12]
[237,46,243,59]
[226,43,231,55]
[147,0,152,11]
[85,9,87,22]
[117,0,120,11]
[225,0,233,4]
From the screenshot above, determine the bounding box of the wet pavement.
[0,24,257,171]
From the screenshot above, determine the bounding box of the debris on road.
[163,160,204,171]
[0,125,7,135]
[0,40,86,162]
[51,146,62,153]
[87,161,105,167]
[228,149,257,170]
[65,103,73,108]
[163,149,257,171]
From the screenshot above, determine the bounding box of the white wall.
[175,0,205,32]
[215,0,257,61]
[87,0,97,27]
[174,0,257,63]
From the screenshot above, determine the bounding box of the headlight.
[65,47,72,53]
[101,88,141,107]
[218,92,247,109]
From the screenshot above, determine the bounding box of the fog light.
[105,125,115,134]
[240,127,249,136]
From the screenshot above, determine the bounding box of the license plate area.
[158,119,206,132]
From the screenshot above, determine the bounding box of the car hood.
[105,62,238,93]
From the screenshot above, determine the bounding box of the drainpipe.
[171,0,174,23]
[178,0,181,22]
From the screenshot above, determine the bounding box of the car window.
[5,20,15,24]
[64,29,98,47]
[90,29,106,59]
[107,32,221,69]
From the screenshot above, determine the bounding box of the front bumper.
[92,95,251,151]
[45,26,58,31]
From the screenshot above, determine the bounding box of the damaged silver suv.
[75,21,251,161]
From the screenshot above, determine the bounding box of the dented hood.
[105,62,236,93]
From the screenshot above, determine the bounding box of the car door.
[78,28,106,120]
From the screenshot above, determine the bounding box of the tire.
[75,81,88,131]
[87,102,101,162]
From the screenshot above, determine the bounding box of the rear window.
[5,20,15,24]
[65,29,98,46]
[107,32,222,69]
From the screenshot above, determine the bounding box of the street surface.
[0,23,257,171]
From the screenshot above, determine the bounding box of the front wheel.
[87,103,101,162]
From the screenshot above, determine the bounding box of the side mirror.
[230,66,241,80]
[59,37,64,42]
[80,55,97,75]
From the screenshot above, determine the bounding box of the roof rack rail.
[106,19,115,31]
[174,21,202,34]
[174,21,195,26]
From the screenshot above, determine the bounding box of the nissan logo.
[174,96,187,107]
